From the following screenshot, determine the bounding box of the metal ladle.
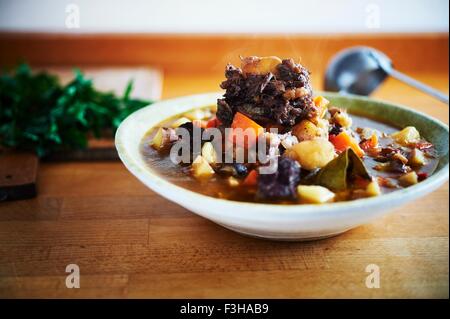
[324,46,449,104]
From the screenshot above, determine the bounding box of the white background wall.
[0,0,448,34]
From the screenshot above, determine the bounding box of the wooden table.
[0,71,448,298]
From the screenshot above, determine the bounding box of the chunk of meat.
[217,58,316,127]
[257,157,301,200]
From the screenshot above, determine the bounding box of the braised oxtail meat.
[257,157,301,200]
[217,57,317,127]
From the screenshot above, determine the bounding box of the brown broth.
[140,111,439,204]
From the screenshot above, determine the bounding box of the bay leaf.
[312,148,371,191]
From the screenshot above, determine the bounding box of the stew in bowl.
[116,56,448,240]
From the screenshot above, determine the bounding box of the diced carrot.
[206,117,216,128]
[242,169,258,186]
[329,131,365,157]
[230,112,264,148]
[206,116,222,128]
[314,96,330,118]
[369,133,378,147]
[360,133,379,151]
[231,112,263,133]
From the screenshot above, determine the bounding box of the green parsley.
[0,64,151,157]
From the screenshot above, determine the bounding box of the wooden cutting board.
[0,66,162,201]
[0,152,39,201]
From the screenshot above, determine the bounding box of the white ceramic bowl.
[115,92,449,240]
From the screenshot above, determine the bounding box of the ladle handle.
[388,69,449,104]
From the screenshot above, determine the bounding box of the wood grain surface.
[0,34,448,298]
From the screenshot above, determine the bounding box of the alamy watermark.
[65,264,80,288]
[365,3,381,29]
[65,3,80,29]
[365,264,380,289]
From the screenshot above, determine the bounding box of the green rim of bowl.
[116,91,449,218]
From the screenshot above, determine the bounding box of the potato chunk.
[150,127,170,151]
[290,139,335,170]
[227,176,240,187]
[399,171,419,187]
[292,120,321,141]
[201,142,217,164]
[241,56,282,75]
[192,155,215,179]
[332,110,352,128]
[391,126,420,146]
[409,148,426,166]
[366,179,381,197]
[297,185,335,204]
